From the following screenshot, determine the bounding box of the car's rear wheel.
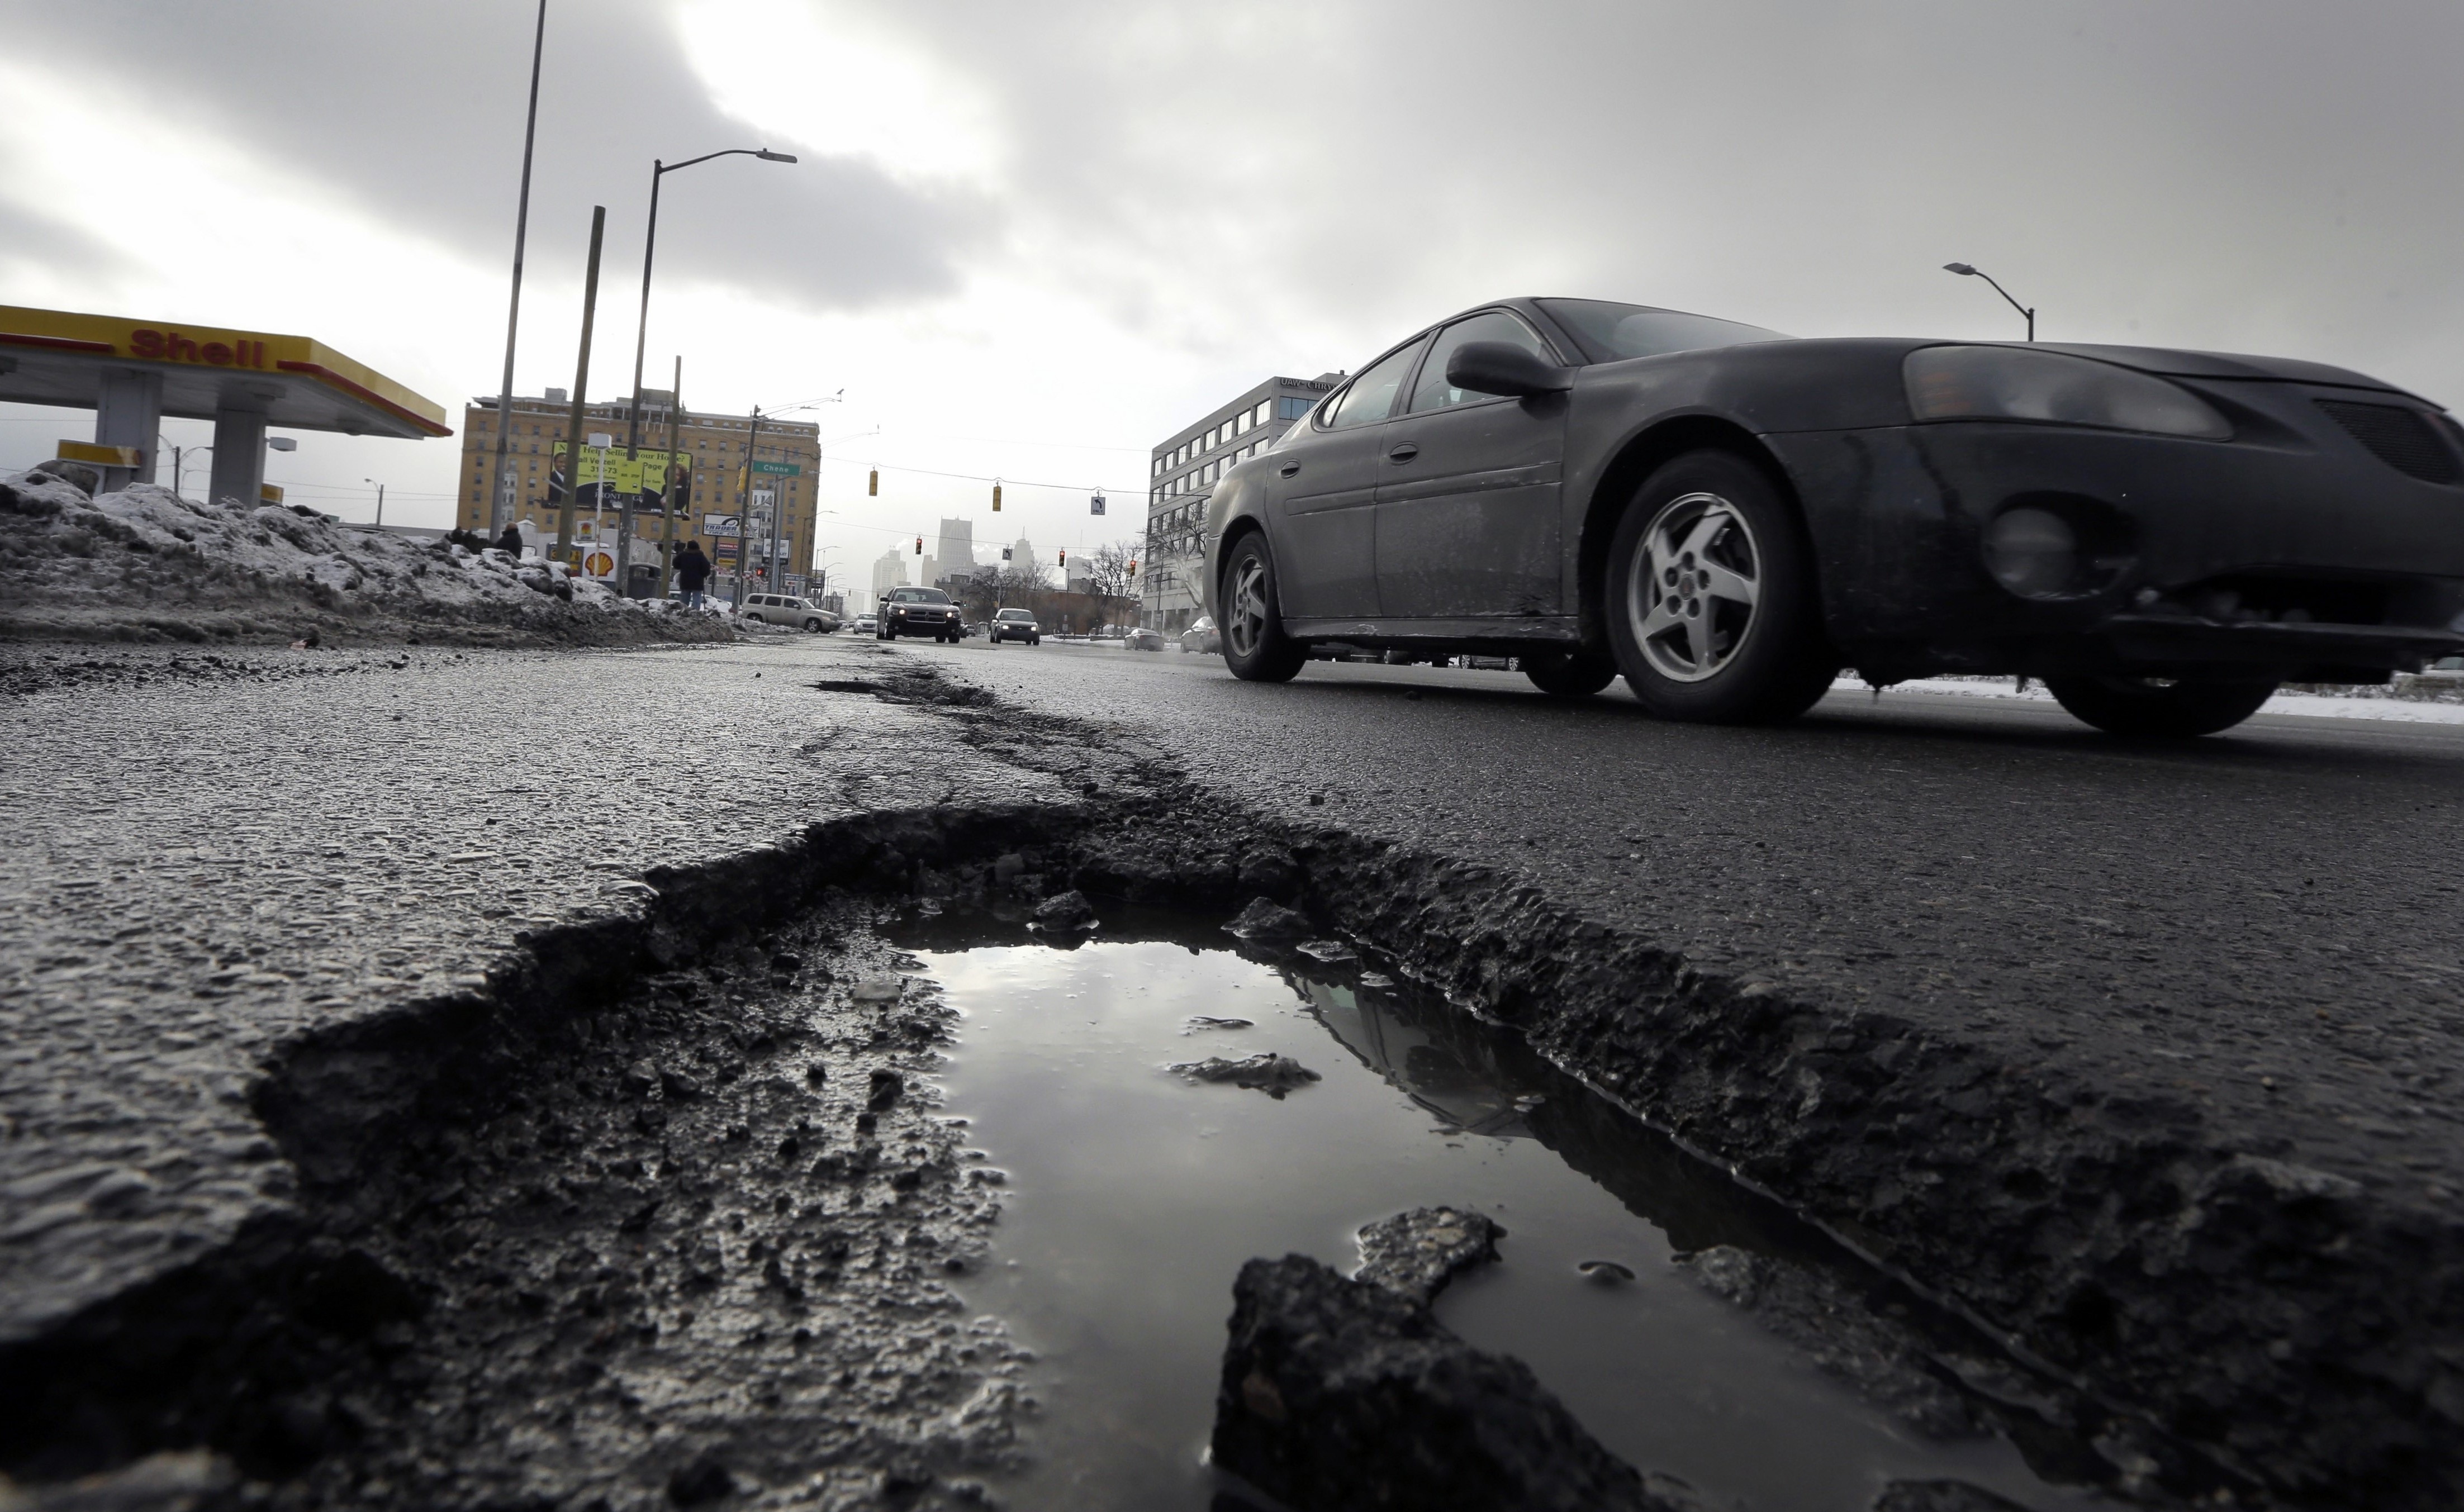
[1522,647,1617,698]
[1606,451,1836,724]
[1220,532,1307,683]
[2044,675,2277,736]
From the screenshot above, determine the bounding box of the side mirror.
[1445,341,1573,398]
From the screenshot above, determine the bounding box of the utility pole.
[658,354,683,601]
[555,206,605,565]
[489,0,549,539]
[731,407,765,611]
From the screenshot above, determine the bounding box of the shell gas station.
[0,304,449,502]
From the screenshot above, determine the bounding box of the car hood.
[2034,342,2420,397]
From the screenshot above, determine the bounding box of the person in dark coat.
[674,540,713,609]
[496,523,524,557]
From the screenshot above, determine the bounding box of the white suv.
[740,595,837,631]
[991,608,1041,645]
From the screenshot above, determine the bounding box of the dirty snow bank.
[0,468,733,648]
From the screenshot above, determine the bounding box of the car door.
[1266,334,1428,621]
[1371,310,1570,619]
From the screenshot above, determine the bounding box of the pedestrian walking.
[675,540,712,610]
[495,522,524,558]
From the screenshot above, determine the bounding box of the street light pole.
[1943,263,2035,341]
[619,146,796,597]
[363,477,385,529]
[488,0,549,539]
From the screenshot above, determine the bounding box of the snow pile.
[1,467,733,647]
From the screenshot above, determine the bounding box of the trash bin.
[625,563,659,600]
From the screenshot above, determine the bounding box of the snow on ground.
[1841,674,2464,725]
[1,467,732,647]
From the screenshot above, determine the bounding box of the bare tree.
[1077,539,1145,631]
[957,562,1053,622]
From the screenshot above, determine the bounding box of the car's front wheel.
[1522,647,1617,698]
[2044,676,2277,737]
[1219,532,1307,683]
[1605,450,1837,724]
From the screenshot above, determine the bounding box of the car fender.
[1203,464,1271,623]
[1561,339,1926,649]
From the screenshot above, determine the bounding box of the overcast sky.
[4,0,2461,573]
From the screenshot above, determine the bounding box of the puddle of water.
[910,917,2102,1512]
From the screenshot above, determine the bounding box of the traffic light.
[1056,549,1065,567]
[1128,559,1138,579]
[868,469,878,496]
[991,479,1003,512]
[914,536,923,554]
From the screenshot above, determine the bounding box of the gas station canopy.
[0,303,449,503]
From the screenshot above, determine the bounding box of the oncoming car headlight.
[1905,346,2230,440]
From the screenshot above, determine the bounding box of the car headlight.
[1905,346,2230,440]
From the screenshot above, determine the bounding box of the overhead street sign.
[749,460,801,476]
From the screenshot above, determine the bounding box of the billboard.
[549,443,690,510]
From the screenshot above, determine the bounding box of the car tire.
[2043,676,2277,737]
[1522,646,1617,698]
[1605,450,1837,724]
[877,627,891,640]
[1219,532,1307,683]
[804,618,822,631]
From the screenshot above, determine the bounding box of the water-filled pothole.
[897,907,2115,1512]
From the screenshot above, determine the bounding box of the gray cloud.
[4,0,2462,415]
[0,0,982,313]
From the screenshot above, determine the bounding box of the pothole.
[1,802,2242,1511]
[891,904,2163,1512]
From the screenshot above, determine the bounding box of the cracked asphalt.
[905,639,2464,1204]
[7,630,2464,1506]
[0,638,1067,1349]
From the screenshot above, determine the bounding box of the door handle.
[1278,462,1300,477]
[1387,443,1419,462]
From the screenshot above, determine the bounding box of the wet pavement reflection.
[898,908,2107,1512]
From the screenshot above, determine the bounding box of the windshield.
[998,609,1034,620]
[1538,298,1787,363]
[888,588,951,603]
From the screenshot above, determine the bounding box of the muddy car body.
[1201,296,2464,734]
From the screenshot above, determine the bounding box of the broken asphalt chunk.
[1225,896,1311,941]
[1211,1254,1699,1512]
[1166,1053,1322,1099]
[1029,889,1098,931]
[1354,1206,1506,1306]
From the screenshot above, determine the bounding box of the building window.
[1276,396,1313,421]
[1236,410,1252,435]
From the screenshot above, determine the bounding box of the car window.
[1324,337,1428,430]
[888,588,952,603]
[1409,310,1554,413]
[1536,298,1787,363]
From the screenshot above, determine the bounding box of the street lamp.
[1943,263,2035,341]
[363,477,386,529]
[620,146,797,589]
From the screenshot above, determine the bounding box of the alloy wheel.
[1629,491,1763,683]
[1226,557,1270,659]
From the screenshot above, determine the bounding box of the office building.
[458,389,820,593]
[870,545,908,612]
[936,517,976,586]
[1144,373,1339,630]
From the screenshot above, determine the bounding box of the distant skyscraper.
[1009,535,1037,579]
[870,545,907,610]
[936,517,975,582]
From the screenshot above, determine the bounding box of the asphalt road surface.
[915,637,2464,1202]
